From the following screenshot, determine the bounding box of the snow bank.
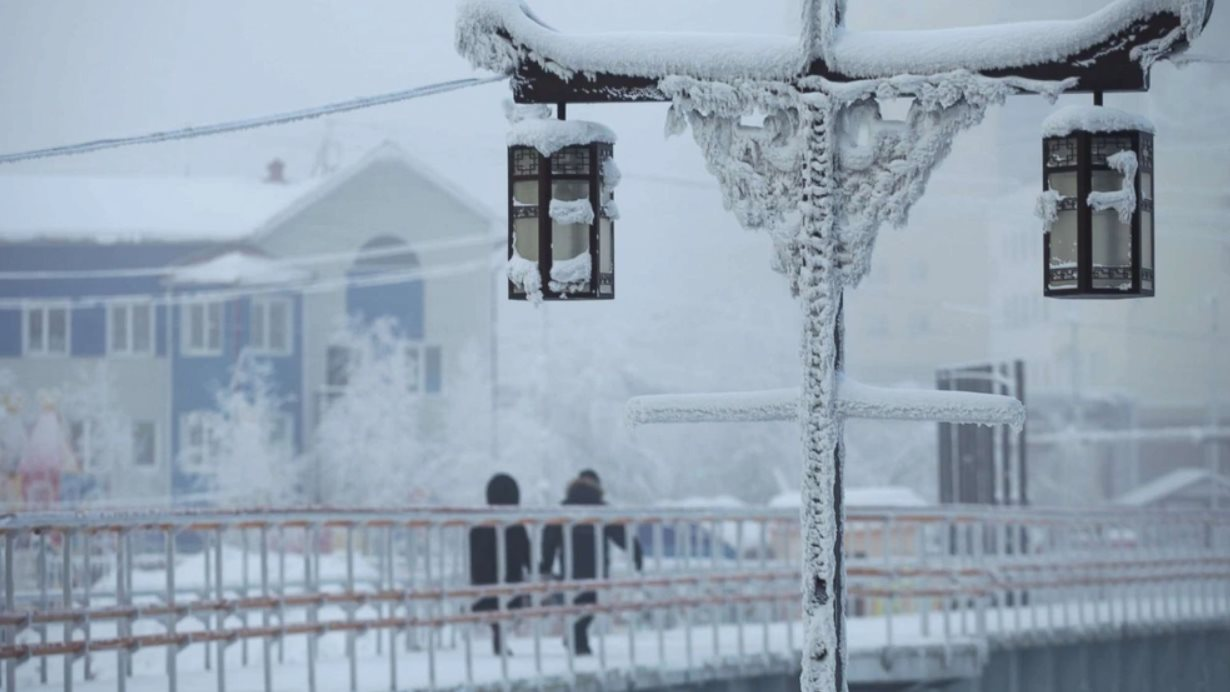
[508,117,616,156]
[1042,105,1156,137]
[548,198,594,225]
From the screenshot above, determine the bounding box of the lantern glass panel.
[1049,211,1079,290]
[1091,210,1132,289]
[1048,171,1078,197]
[514,218,539,261]
[1091,169,1124,193]
[1142,210,1154,289]
[1091,136,1134,166]
[551,146,591,175]
[513,180,539,206]
[1141,172,1153,200]
[1046,138,1078,168]
[551,180,591,262]
[599,218,613,296]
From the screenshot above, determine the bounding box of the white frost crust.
[602,200,621,220]
[837,377,1026,431]
[457,0,1206,83]
[828,0,1209,78]
[625,389,799,426]
[1041,105,1156,137]
[456,0,803,82]
[548,198,594,225]
[601,157,622,188]
[1087,150,1139,222]
[547,252,592,293]
[624,379,1025,430]
[508,118,616,157]
[1036,188,1065,233]
[507,250,542,304]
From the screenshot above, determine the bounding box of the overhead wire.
[0,74,507,165]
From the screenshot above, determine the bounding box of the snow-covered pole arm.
[626,389,800,425]
[625,379,1025,430]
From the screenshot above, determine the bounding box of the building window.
[132,421,157,468]
[70,420,104,472]
[250,297,292,355]
[24,303,70,356]
[109,302,154,355]
[268,413,294,453]
[180,411,220,472]
[403,344,444,393]
[182,300,223,356]
[404,345,422,392]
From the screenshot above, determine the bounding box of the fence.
[1,505,1228,691]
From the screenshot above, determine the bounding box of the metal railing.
[1,505,1227,691]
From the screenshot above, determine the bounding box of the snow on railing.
[2,504,1227,691]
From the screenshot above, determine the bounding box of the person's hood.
[486,473,520,505]
[564,477,603,505]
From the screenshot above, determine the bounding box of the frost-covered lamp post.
[458,1,1214,690]
[1039,101,1156,298]
[507,109,619,302]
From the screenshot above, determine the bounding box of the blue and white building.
[0,144,497,504]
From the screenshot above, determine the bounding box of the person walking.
[539,470,642,655]
[469,473,532,655]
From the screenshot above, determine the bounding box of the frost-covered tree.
[62,363,132,485]
[312,319,493,506]
[210,353,298,507]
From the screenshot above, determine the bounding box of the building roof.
[0,174,321,244]
[0,142,493,245]
[1114,468,1230,507]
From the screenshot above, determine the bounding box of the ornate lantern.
[1040,102,1154,298]
[507,112,618,302]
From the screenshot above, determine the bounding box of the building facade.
[0,144,496,506]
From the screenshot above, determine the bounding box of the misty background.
[1,0,1227,508]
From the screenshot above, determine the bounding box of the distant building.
[1114,468,1230,511]
[0,144,496,505]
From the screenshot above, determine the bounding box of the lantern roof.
[1041,105,1157,138]
[508,117,616,156]
[456,0,1214,102]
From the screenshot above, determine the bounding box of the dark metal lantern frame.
[508,141,615,301]
[1042,128,1154,299]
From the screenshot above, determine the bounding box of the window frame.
[181,299,224,357]
[179,411,220,473]
[108,301,156,356]
[23,301,72,357]
[131,420,159,470]
[249,296,293,356]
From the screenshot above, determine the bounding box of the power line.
[0,231,502,281]
[0,74,507,165]
[0,251,504,311]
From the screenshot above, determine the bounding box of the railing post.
[884,515,895,649]
[345,524,357,692]
[260,524,272,692]
[62,529,74,692]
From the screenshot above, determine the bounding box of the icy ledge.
[626,377,1025,430]
[1041,105,1155,137]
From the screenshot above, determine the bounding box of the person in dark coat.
[469,473,532,655]
[539,470,642,655]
